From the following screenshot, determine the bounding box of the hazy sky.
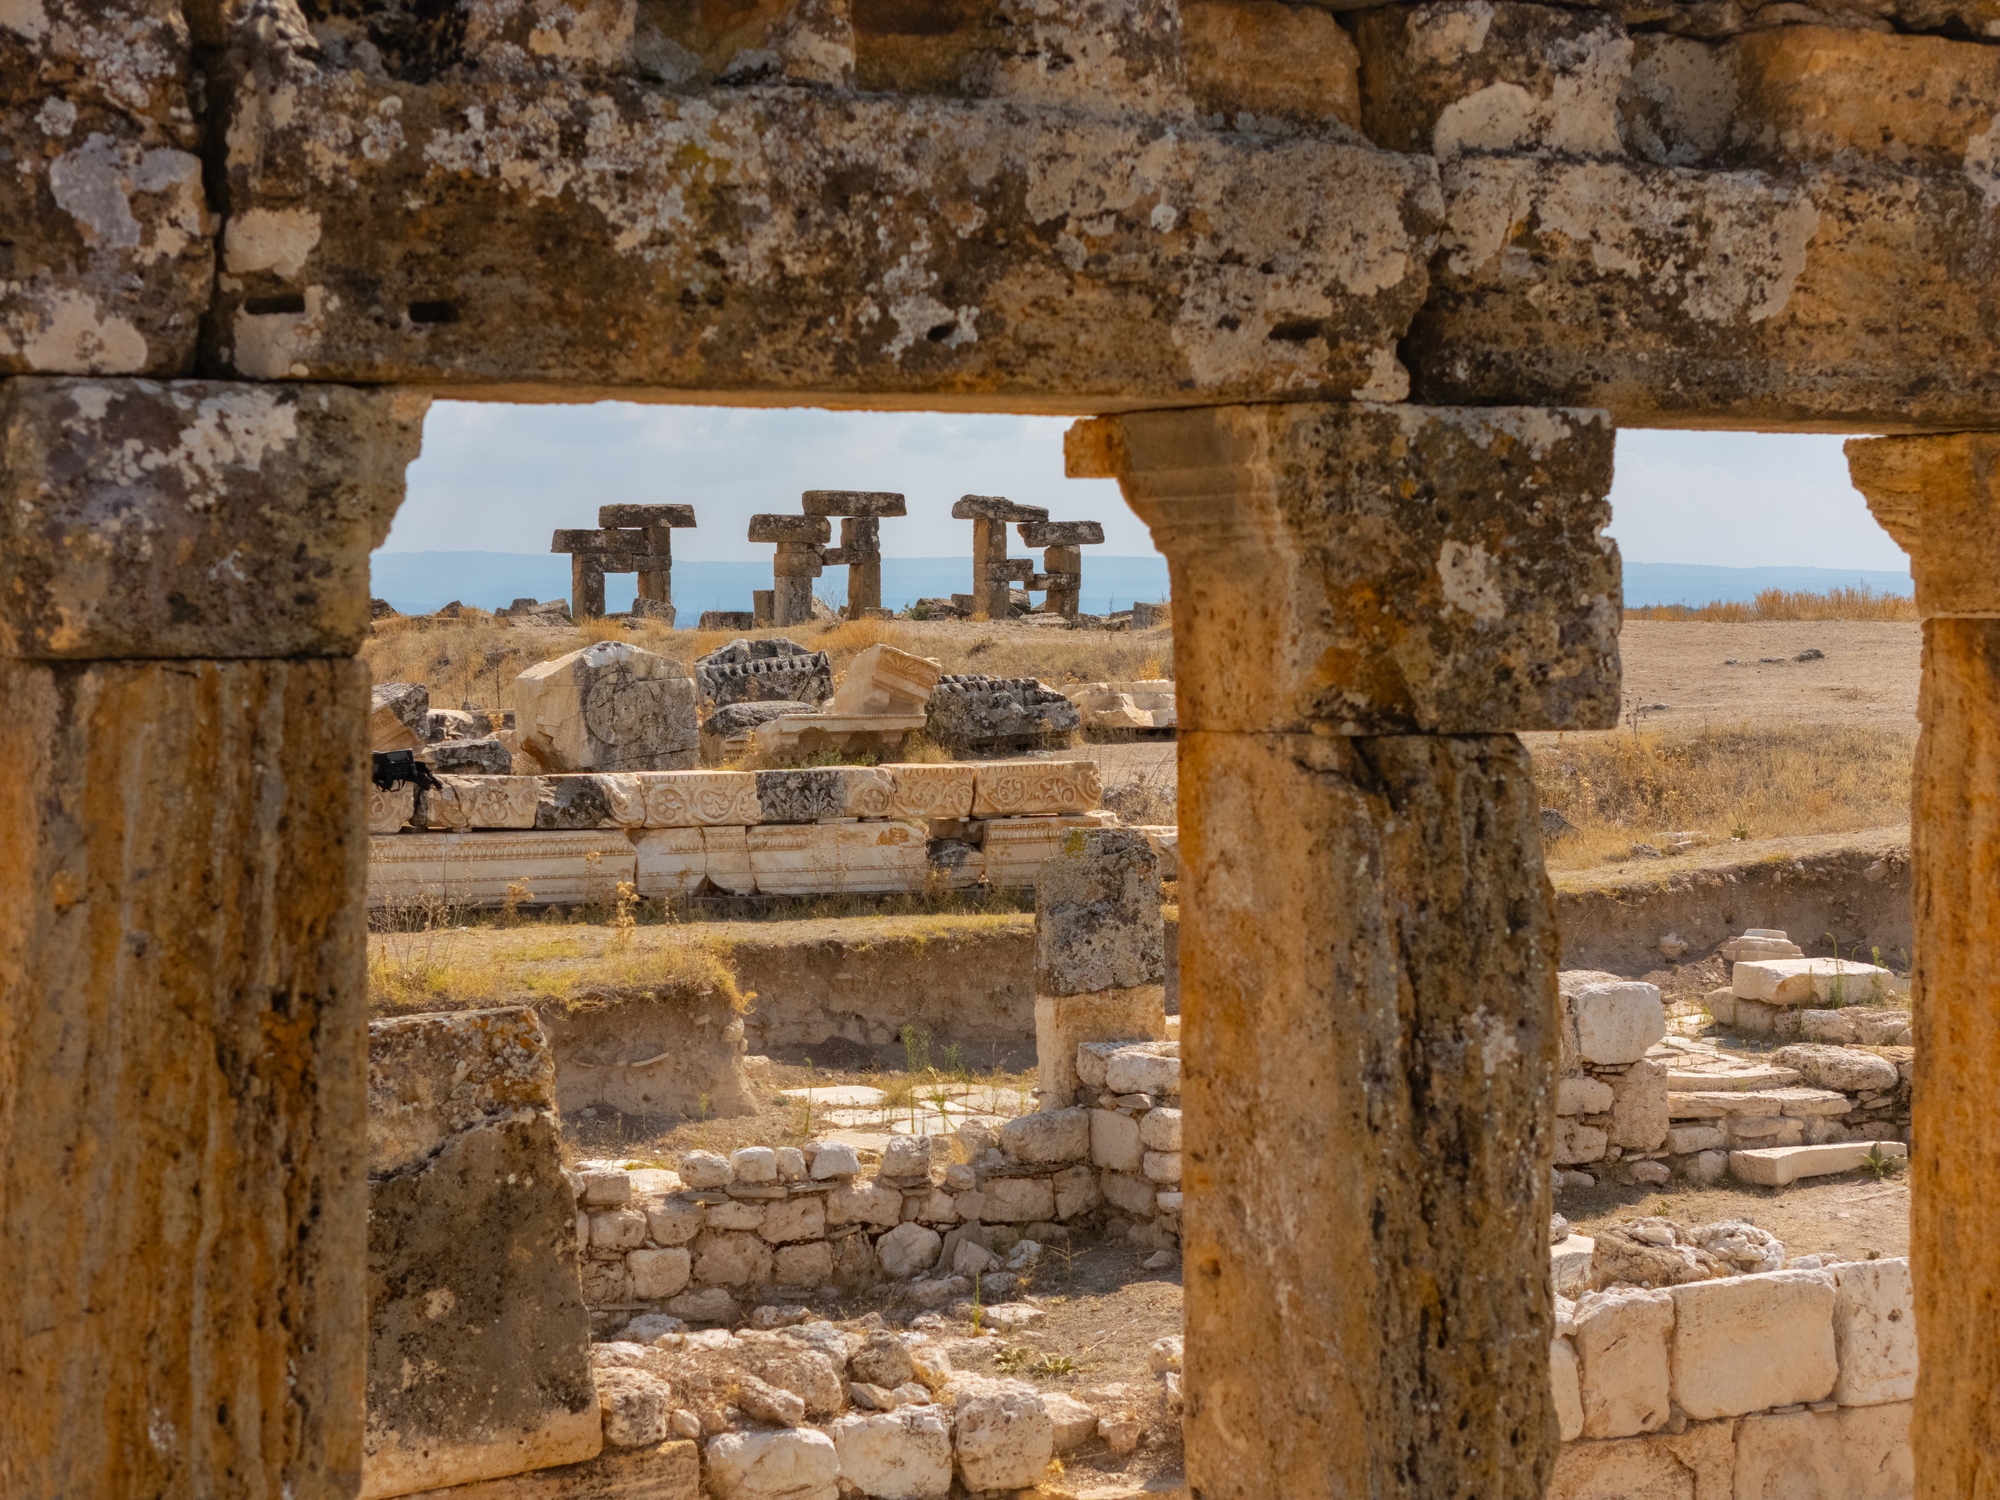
[384,401,1910,573]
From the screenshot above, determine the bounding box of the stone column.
[600,503,697,621]
[1068,402,1621,1500]
[1846,434,2000,1499]
[1033,828,1168,1106]
[570,553,607,619]
[953,495,1048,619]
[1041,544,1082,617]
[0,377,426,1499]
[804,491,904,620]
[748,514,830,629]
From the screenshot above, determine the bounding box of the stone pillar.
[804,491,904,620]
[1845,434,2000,1500]
[0,376,426,1498]
[749,513,830,628]
[1067,402,1621,1500]
[600,503,696,621]
[839,517,883,615]
[1041,544,1082,617]
[570,553,607,620]
[953,495,1048,619]
[1033,828,1168,1106]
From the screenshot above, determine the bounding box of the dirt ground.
[1529,619,1921,745]
[1562,1173,1910,1264]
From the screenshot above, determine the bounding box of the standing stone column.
[749,514,830,627]
[953,495,1047,618]
[1033,828,1168,1106]
[804,490,905,619]
[600,503,697,620]
[0,378,426,1498]
[1846,435,2000,1499]
[1068,402,1621,1500]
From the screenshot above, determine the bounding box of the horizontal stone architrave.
[1406,152,2000,432]
[201,70,1443,405]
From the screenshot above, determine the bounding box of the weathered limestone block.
[755,766,898,822]
[1832,1258,1918,1408]
[1179,0,1361,127]
[1572,981,1666,1064]
[704,1428,839,1500]
[1731,957,1896,1005]
[1608,1057,1669,1152]
[1069,403,1620,734]
[1669,1269,1837,1421]
[367,830,637,909]
[0,97,209,377]
[1353,3,1631,160]
[695,639,833,708]
[631,827,707,899]
[0,378,426,657]
[372,682,429,751]
[390,1438,699,1499]
[702,825,755,895]
[972,759,1104,818]
[1574,1287,1673,1439]
[1544,1420,1736,1500]
[828,1407,952,1500]
[0,658,368,1499]
[823,644,941,716]
[1850,433,2000,618]
[536,988,754,1121]
[372,783,417,833]
[953,1385,1055,1493]
[617,771,761,828]
[1178,730,1559,1499]
[515,643,699,774]
[877,763,976,820]
[364,1009,599,1498]
[745,821,929,895]
[1035,827,1167,994]
[203,63,1442,404]
[1406,151,2000,430]
[926,675,1082,750]
[424,776,542,832]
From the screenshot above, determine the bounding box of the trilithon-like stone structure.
[550,504,697,622]
[804,490,905,618]
[10,5,2000,1497]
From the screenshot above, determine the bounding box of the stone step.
[1668,1086,1851,1119]
[1729,1141,1908,1187]
[1661,1065,1802,1092]
[1732,957,1897,1005]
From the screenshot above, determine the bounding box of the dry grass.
[1624,585,1916,624]
[368,902,746,1015]
[1534,721,1916,869]
[361,612,1173,708]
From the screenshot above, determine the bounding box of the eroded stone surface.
[1070,402,1620,734]
[0,378,426,657]
[515,642,699,773]
[364,1010,599,1497]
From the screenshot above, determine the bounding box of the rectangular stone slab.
[393,1438,699,1499]
[1730,1141,1908,1188]
[802,490,906,516]
[1731,958,1897,1005]
[0,378,426,657]
[619,771,762,828]
[598,505,697,528]
[972,760,1106,818]
[0,658,368,1499]
[365,1010,599,1497]
[367,831,638,909]
[1068,402,1621,735]
[981,814,1115,888]
[197,70,1445,404]
[747,515,832,543]
[632,827,709,898]
[953,496,1050,521]
[551,529,660,555]
[879,764,977,820]
[1018,520,1105,547]
[745,821,929,894]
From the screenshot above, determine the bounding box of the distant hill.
[368,552,1174,621]
[369,552,1910,623]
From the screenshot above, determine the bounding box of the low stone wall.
[367,762,1112,906]
[1553,971,1912,1191]
[572,1041,1185,1323]
[1553,1259,1915,1497]
[1553,827,1912,975]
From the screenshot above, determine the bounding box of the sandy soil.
[1563,1173,1910,1264]
[1530,619,1921,745]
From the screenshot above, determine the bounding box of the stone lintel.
[749,514,832,544]
[1019,520,1105,547]
[1846,434,2000,617]
[953,496,1050,522]
[551,528,659,555]
[1067,402,1621,735]
[597,504,697,528]
[803,490,906,517]
[0,378,426,659]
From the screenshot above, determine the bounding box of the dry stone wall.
[569,1040,1183,1325]
[1551,1258,1916,1497]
